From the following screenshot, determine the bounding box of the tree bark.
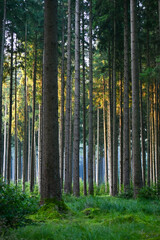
[38,104,42,194]
[41,0,61,201]
[130,0,142,197]
[119,72,123,192]
[7,31,13,184]
[64,0,71,194]
[88,0,93,195]
[96,108,100,186]
[3,102,7,180]
[73,0,80,197]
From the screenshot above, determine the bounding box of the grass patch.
[2,195,160,239]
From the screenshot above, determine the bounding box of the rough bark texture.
[7,31,13,184]
[64,0,71,194]
[41,0,61,201]
[18,140,21,181]
[88,0,94,195]
[130,0,142,197]
[73,0,80,197]
[3,102,7,179]
[38,104,42,194]
[123,0,130,192]
[119,73,123,191]
[96,108,100,186]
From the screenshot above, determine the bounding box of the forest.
[0,0,160,239]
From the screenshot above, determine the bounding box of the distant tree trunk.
[147,82,150,186]
[64,0,71,194]
[103,76,108,191]
[23,23,28,191]
[60,2,65,189]
[30,37,37,192]
[88,0,93,195]
[38,104,42,194]
[73,0,80,197]
[34,130,37,183]
[130,0,142,197]
[14,44,18,186]
[112,0,118,196]
[123,0,130,192]
[119,73,123,191]
[93,128,96,183]
[0,0,6,175]
[18,139,21,181]
[3,102,7,180]
[28,107,31,182]
[108,42,113,195]
[96,108,100,186]
[68,81,72,193]
[41,0,61,201]
[82,0,87,196]
[7,31,13,184]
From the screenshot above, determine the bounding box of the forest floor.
[2,195,160,240]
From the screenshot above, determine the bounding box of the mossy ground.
[2,195,160,240]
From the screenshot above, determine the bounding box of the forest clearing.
[0,0,160,239]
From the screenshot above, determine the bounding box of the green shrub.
[0,179,39,233]
[118,188,133,199]
[138,186,158,200]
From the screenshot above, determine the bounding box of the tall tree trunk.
[112,0,118,196]
[123,0,130,192]
[88,0,93,195]
[68,81,72,193]
[14,43,18,186]
[103,76,108,192]
[18,139,21,181]
[3,102,7,180]
[38,104,42,194]
[23,23,28,191]
[130,0,142,197]
[73,0,80,197]
[108,42,113,195]
[41,0,61,201]
[7,31,13,184]
[30,37,37,192]
[147,29,150,187]
[93,127,96,183]
[60,2,65,189]
[64,0,71,194]
[28,107,31,182]
[82,0,87,196]
[96,108,100,186]
[0,0,6,175]
[119,72,123,191]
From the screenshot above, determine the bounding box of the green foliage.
[118,187,134,199]
[0,179,39,233]
[138,186,158,200]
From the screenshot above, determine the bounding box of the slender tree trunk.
[60,2,65,189]
[147,82,150,186]
[68,82,72,193]
[88,0,93,195]
[3,102,7,180]
[93,128,96,183]
[150,115,153,185]
[30,37,37,192]
[119,73,123,191]
[82,0,87,196]
[28,107,31,182]
[64,0,71,194]
[112,0,118,196]
[18,139,21,181]
[41,0,61,201]
[103,76,108,191]
[0,0,6,175]
[96,108,100,186]
[7,31,13,184]
[123,0,130,192]
[38,104,42,194]
[73,0,80,197]
[23,23,28,191]
[130,0,142,197]
[14,43,18,186]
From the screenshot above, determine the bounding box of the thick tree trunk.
[41,0,61,201]
[64,0,71,194]
[0,0,6,175]
[73,0,80,197]
[130,0,142,197]
[88,0,93,195]
[123,0,130,192]
[30,37,37,192]
[23,23,28,191]
[7,31,13,184]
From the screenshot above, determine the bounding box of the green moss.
[82,208,100,218]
